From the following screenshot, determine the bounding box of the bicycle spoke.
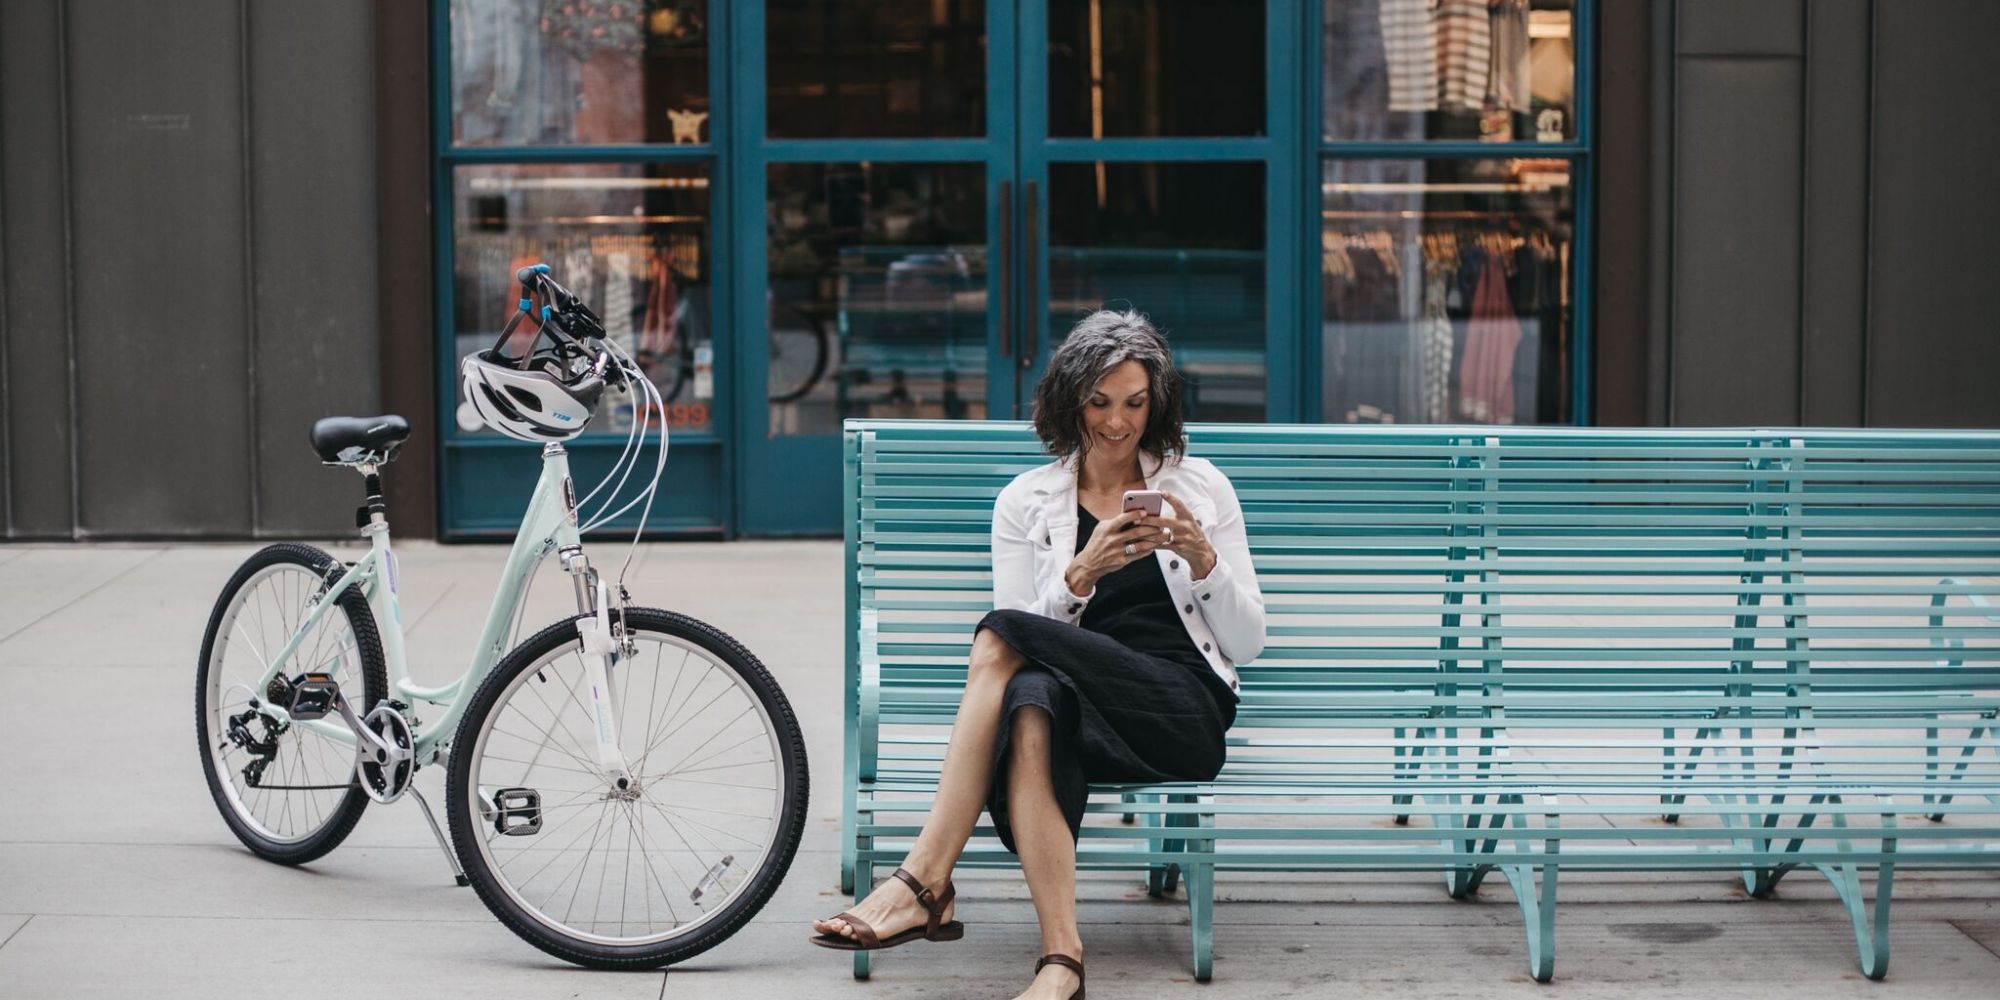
[464,617,792,948]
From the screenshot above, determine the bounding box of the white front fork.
[565,552,636,788]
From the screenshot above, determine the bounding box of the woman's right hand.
[1064,509,1161,597]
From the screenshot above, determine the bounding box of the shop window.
[766,163,988,437]
[765,0,987,139]
[1319,158,1573,425]
[1047,0,1265,138]
[1324,0,1576,143]
[452,162,715,435]
[1047,161,1267,423]
[451,0,711,146]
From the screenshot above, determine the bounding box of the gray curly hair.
[1030,308,1187,463]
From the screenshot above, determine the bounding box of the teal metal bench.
[842,420,2000,983]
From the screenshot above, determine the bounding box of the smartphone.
[1121,490,1165,517]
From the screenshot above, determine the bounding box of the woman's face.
[1082,360,1151,464]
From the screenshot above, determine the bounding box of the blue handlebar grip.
[533,263,550,273]
[514,263,553,284]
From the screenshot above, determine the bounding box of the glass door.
[1014,0,1293,423]
[736,0,1296,534]
[740,0,1019,534]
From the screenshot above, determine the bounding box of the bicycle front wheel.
[446,608,808,969]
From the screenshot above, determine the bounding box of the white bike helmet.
[461,348,605,442]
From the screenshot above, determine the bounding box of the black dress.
[974,503,1240,853]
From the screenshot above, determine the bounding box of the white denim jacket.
[990,452,1265,691]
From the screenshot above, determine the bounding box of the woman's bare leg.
[814,628,1027,940]
[1005,706,1084,999]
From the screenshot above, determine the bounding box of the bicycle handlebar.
[502,261,637,386]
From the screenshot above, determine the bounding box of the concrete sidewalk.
[1,540,1996,999]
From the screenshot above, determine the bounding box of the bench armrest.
[1930,578,2000,668]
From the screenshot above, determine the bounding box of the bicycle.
[196,265,809,969]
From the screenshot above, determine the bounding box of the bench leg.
[1498,796,1560,983]
[1740,792,1823,897]
[1811,799,1897,981]
[1393,725,1436,825]
[1145,793,1189,898]
[1185,861,1214,982]
[1183,806,1217,982]
[850,860,874,980]
[1445,793,1508,900]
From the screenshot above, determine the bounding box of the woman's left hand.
[1141,492,1218,581]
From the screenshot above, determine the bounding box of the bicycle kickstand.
[407,785,470,887]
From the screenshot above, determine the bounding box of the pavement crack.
[1946,918,2000,962]
[403,578,458,636]
[0,914,34,953]
[0,548,167,648]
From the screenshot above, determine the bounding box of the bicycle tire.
[196,543,387,864]
[446,607,808,969]
[768,302,831,405]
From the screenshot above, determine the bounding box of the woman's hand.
[1142,492,1218,581]
[1064,509,1164,597]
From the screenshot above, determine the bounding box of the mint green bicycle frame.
[249,442,588,761]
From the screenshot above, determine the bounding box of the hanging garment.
[1334,246,1404,423]
[1420,254,1455,423]
[640,250,678,361]
[1457,250,1523,423]
[603,251,635,355]
[1435,0,1492,112]
[562,244,596,317]
[1486,0,1532,113]
[1395,236,1428,421]
[1324,0,1389,137]
[1379,0,1439,112]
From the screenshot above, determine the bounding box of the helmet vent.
[504,385,545,412]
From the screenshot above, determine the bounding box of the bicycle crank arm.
[286,673,414,802]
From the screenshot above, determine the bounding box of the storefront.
[433,0,1591,538]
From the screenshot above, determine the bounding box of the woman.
[811,310,1265,1000]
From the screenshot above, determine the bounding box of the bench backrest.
[845,422,2000,754]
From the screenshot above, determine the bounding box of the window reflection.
[1048,162,1266,422]
[1320,159,1572,426]
[452,1,710,147]
[1324,0,1575,142]
[766,0,986,139]
[453,163,714,435]
[767,164,988,437]
[1048,0,1264,138]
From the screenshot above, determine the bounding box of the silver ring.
[1163,528,1174,545]
[1123,542,1137,557]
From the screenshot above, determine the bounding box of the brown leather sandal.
[1035,953,1086,1000]
[809,867,965,951]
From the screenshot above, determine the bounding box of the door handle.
[996,180,1012,360]
[1022,180,1038,369]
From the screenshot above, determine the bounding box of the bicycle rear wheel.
[196,543,386,864]
[446,608,808,969]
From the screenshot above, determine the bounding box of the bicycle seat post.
[356,463,388,534]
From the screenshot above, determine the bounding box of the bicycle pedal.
[480,787,543,837]
[287,672,343,721]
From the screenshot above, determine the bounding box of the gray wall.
[0,0,379,540]
[1649,0,2000,427]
